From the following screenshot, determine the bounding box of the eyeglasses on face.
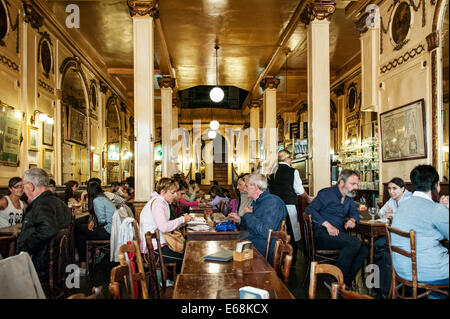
[12,184,24,189]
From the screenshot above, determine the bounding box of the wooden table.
[0,224,21,236]
[185,213,240,241]
[355,219,388,265]
[173,240,295,299]
[188,205,216,214]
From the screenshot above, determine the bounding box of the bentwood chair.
[308,261,344,299]
[331,282,373,299]
[153,229,178,287]
[385,225,449,299]
[109,263,136,299]
[48,228,70,299]
[303,214,341,287]
[272,235,294,285]
[144,231,175,299]
[118,240,149,299]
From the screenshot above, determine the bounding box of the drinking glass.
[378,209,386,223]
[368,207,377,221]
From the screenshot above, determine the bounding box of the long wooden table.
[185,212,240,241]
[173,240,295,299]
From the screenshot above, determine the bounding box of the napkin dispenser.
[233,241,253,261]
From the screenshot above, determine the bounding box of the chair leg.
[302,259,311,288]
[86,243,90,275]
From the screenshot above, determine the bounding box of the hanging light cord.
[215,45,219,87]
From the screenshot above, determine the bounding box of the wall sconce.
[30,110,53,125]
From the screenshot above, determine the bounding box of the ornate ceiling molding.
[157,76,176,89]
[300,1,336,26]
[333,82,345,97]
[260,77,280,90]
[127,0,159,18]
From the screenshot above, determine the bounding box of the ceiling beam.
[241,0,308,113]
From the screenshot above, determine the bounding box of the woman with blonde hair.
[139,178,193,271]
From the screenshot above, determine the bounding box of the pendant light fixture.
[209,44,224,103]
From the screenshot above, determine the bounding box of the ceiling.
[46,0,361,118]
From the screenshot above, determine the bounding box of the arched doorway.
[105,96,122,184]
[60,59,89,185]
[212,133,228,185]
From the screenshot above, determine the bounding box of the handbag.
[150,199,186,254]
[162,229,185,254]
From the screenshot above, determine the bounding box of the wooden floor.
[70,241,373,299]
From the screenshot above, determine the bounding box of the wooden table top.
[0,224,21,236]
[173,272,295,299]
[181,240,273,275]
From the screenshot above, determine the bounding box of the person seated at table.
[185,180,200,202]
[305,169,368,289]
[391,165,449,299]
[228,174,287,264]
[75,181,115,274]
[139,178,193,272]
[208,185,229,213]
[104,182,126,206]
[379,177,412,219]
[64,180,87,208]
[16,168,72,292]
[170,175,193,219]
[0,177,27,228]
[124,176,135,202]
[236,173,252,216]
[48,179,56,194]
[116,181,129,198]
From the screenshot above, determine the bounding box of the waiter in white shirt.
[268,150,313,264]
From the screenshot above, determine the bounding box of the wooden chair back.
[48,228,70,299]
[272,234,293,284]
[154,229,178,288]
[331,283,374,299]
[304,214,340,261]
[265,229,290,260]
[109,264,135,299]
[0,235,17,258]
[385,225,449,299]
[68,286,103,299]
[144,231,162,299]
[118,240,149,299]
[219,200,226,214]
[280,219,286,233]
[308,261,344,299]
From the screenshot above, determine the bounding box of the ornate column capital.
[300,1,336,26]
[127,0,159,18]
[260,77,280,91]
[99,80,108,94]
[23,2,43,30]
[172,97,180,107]
[157,76,176,89]
[333,82,345,97]
[249,99,261,109]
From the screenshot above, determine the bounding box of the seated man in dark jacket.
[16,168,72,292]
[228,174,287,264]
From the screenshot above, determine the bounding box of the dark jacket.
[16,190,72,284]
[268,164,297,205]
[239,190,287,264]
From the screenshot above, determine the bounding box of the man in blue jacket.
[228,174,287,264]
[306,169,368,288]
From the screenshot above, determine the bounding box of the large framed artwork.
[0,105,23,166]
[92,153,100,172]
[43,121,53,146]
[28,126,38,150]
[380,99,426,162]
[42,148,54,175]
[68,107,87,144]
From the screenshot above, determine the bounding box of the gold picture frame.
[42,148,54,176]
[92,153,100,172]
[28,126,39,150]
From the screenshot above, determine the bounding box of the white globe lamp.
[209,87,224,103]
[207,129,217,139]
[209,120,220,130]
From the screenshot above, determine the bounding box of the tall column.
[301,1,335,195]
[158,76,176,177]
[260,77,280,174]
[333,83,345,152]
[128,0,158,220]
[172,97,180,172]
[249,100,261,168]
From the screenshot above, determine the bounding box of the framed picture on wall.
[92,153,100,172]
[43,121,53,146]
[28,150,38,164]
[28,126,39,150]
[380,99,426,162]
[68,107,86,144]
[42,148,54,175]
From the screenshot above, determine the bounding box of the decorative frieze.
[23,2,43,30]
[379,44,426,74]
[38,79,54,95]
[127,0,159,18]
[0,53,19,71]
[299,1,336,25]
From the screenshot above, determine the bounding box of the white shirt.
[379,189,412,215]
[279,162,305,196]
[412,191,434,202]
